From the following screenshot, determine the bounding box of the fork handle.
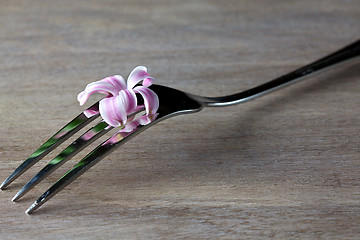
[204,39,360,107]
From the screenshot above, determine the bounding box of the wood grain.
[0,0,359,239]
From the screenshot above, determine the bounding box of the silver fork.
[1,40,359,214]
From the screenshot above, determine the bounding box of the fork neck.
[198,39,360,107]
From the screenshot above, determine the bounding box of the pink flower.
[77,66,159,131]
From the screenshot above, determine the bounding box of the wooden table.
[0,0,359,239]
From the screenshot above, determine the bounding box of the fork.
[1,39,359,214]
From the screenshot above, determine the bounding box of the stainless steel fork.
[1,39,359,214]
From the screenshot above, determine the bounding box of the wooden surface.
[0,0,359,239]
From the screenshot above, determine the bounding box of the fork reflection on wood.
[1,39,359,214]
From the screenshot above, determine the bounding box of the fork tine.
[25,125,145,214]
[0,102,100,190]
[12,121,112,202]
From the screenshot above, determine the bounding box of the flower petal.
[134,86,159,115]
[103,75,127,91]
[142,77,153,88]
[120,120,139,133]
[118,89,137,114]
[99,96,127,127]
[136,113,159,125]
[119,113,159,133]
[78,81,118,106]
[127,66,154,89]
[83,109,99,118]
[77,75,126,106]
